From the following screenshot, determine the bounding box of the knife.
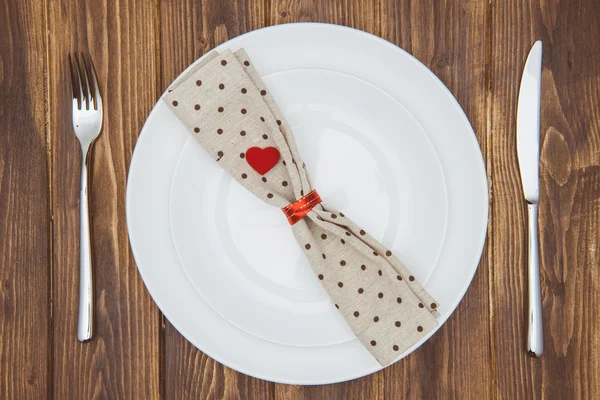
[516,40,543,357]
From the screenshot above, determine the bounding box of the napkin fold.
[164,48,439,366]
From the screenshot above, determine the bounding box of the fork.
[69,54,103,342]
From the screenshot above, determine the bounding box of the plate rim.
[126,22,489,385]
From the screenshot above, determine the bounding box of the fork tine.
[85,54,102,111]
[81,54,95,110]
[77,53,91,110]
[69,54,84,110]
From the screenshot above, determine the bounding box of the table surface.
[2,0,599,398]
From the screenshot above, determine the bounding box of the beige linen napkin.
[164,48,439,366]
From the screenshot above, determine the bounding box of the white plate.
[127,23,488,384]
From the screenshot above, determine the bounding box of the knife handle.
[526,203,543,357]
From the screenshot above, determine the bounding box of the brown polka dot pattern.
[164,48,440,368]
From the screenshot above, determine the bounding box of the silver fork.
[69,54,103,342]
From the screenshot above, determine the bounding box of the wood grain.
[47,0,161,397]
[489,0,600,398]
[159,0,274,398]
[1,0,600,398]
[273,0,381,34]
[0,0,50,398]
[378,0,493,398]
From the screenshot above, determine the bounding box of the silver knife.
[516,40,543,357]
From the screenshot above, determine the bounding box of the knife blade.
[517,40,542,204]
[516,40,543,357]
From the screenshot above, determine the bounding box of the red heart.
[245,147,280,175]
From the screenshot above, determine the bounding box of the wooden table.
[2,0,599,398]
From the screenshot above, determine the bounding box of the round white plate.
[127,23,488,385]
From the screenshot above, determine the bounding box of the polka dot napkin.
[164,49,440,367]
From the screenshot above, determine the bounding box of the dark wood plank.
[159,0,274,398]
[47,0,161,397]
[274,373,384,400]
[378,0,493,398]
[0,0,50,397]
[490,0,600,398]
[274,0,381,34]
[271,1,384,398]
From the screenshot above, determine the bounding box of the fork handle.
[526,203,543,357]
[78,153,94,342]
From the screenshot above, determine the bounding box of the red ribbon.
[282,190,322,225]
